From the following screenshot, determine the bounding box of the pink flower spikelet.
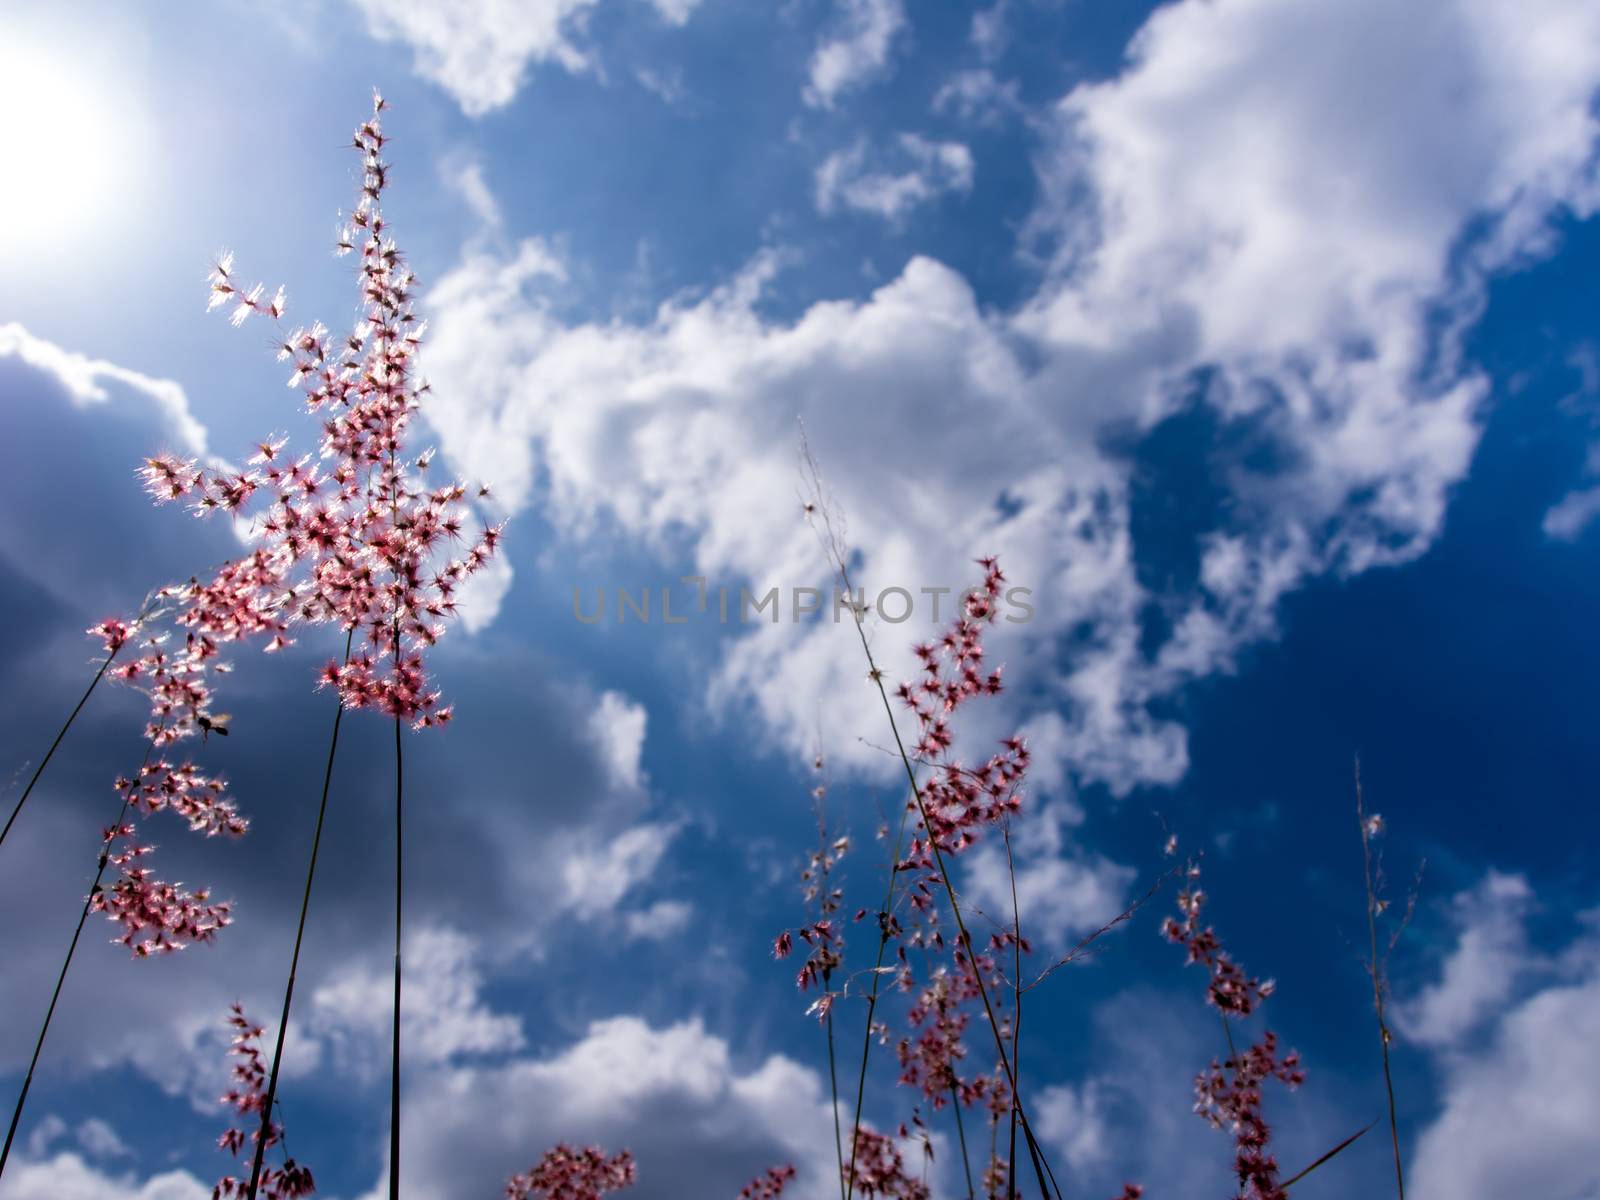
[1164,866,1305,1200]
[88,617,133,655]
[91,823,232,957]
[212,1004,316,1199]
[846,1128,929,1200]
[776,754,852,1020]
[738,1165,797,1199]
[506,1145,637,1200]
[896,968,981,1107]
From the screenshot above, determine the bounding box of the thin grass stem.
[950,1082,976,1199]
[1356,757,1406,1200]
[1002,819,1022,1200]
[388,688,404,1200]
[0,593,159,853]
[245,629,353,1199]
[826,1007,846,1200]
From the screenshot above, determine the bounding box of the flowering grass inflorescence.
[738,1165,799,1199]
[1164,862,1305,1200]
[145,92,501,729]
[212,1005,316,1200]
[505,1145,637,1200]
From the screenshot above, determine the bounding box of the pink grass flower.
[168,92,502,730]
[506,1145,637,1200]
[92,623,247,954]
[895,558,1028,880]
[1164,865,1304,1200]
[211,1004,316,1199]
[738,1165,797,1199]
[91,843,232,958]
[88,617,133,654]
[896,969,978,1107]
[845,1128,929,1200]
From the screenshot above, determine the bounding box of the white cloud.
[418,0,1600,801]
[969,3,1009,63]
[456,543,515,633]
[355,1016,841,1199]
[1543,482,1600,540]
[964,800,1136,949]
[1033,1080,1109,1171]
[589,690,649,792]
[803,0,907,110]
[309,926,526,1077]
[0,1153,208,1200]
[445,159,505,228]
[623,898,695,940]
[351,0,600,116]
[0,323,239,616]
[635,64,687,105]
[814,133,975,223]
[1408,889,1600,1200]
[560,820,678,916]
[931,68,1023,129]
[1543,348,1600,538]
[1396,871,1535,1048]
[73,1118,130,1160]
[0,322,205,456]
[644,0,700,25]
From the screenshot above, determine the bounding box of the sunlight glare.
[0,46,125,247]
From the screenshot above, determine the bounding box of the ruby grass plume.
[177,91,503,1200]
[740,1165,799,1199]
[1163,860,1303,1200]
[844,1127,930,1200]
[213,1004,316,1200]
[506,1145,637,1200]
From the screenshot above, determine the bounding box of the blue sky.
[1,0,1599,1197]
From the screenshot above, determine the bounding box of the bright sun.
[0,47,124,247]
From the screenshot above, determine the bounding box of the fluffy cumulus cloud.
[589,689,650,793]
[347,0,703,115]
[5,1117,201,1200]
[803,0,907,110]
[1404,875,1600,1200]
[0,323,205,456]
[1033,1080,1109,1172]
[418,0,1600,813]
[964,798,1136,949]
[1395,870,1535,1047]
[623,898,694,941]
[0,323,228,614]
[0,1153,208,1200]
[309,926,527,1079]
[349,1014,841,1199]
[814,133,975,223]
[351,0,602,116]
